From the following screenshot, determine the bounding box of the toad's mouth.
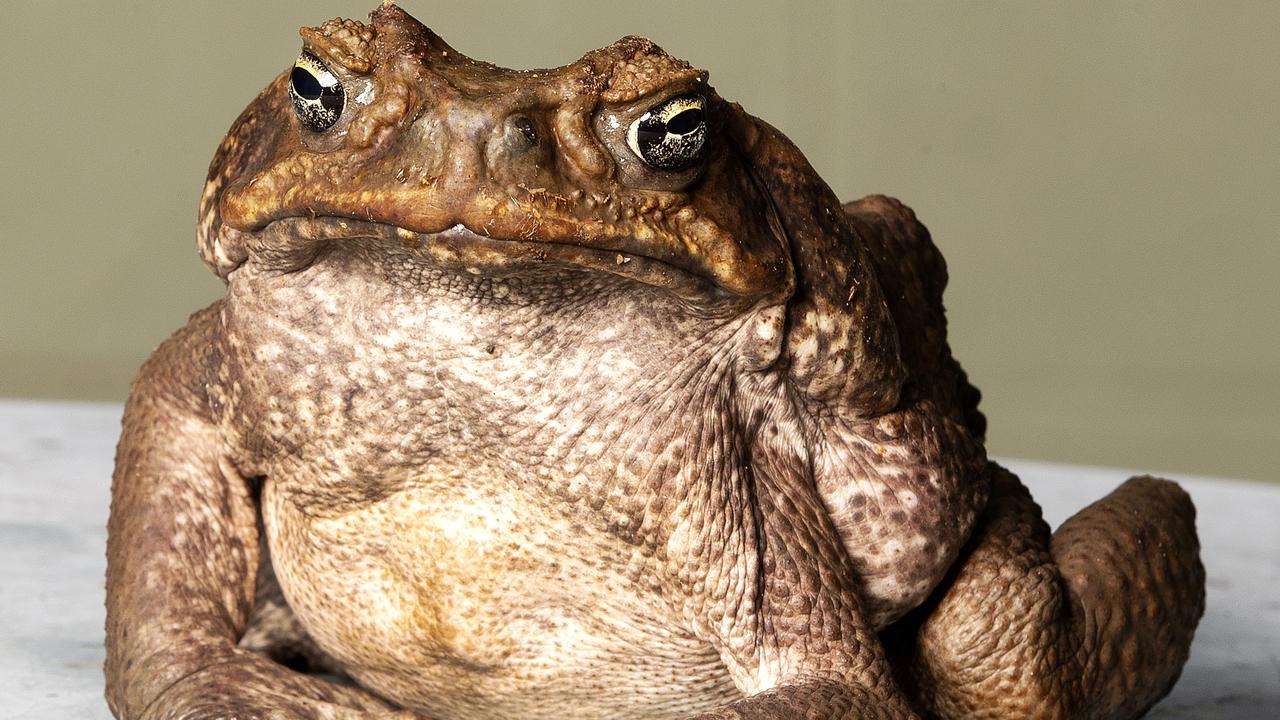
[256,215,755,303]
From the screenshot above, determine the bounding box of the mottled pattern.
[106,3,1205,719]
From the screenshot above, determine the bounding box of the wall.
[1,1,1275,481]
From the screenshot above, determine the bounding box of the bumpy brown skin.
[105,4,1204,719]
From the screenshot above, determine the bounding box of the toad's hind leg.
[887,464,1205,720]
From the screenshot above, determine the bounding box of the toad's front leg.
[674,414,921,720]
[104,304,414,720]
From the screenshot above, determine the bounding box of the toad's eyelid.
[663,95,705,109]
[649,92,705,114]
[295,52,339,83]
[652,96,705,124]
[617,83,706,116]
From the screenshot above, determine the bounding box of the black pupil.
[634,107,703,149]
[290,66,322,99]
[666,108,703,136]
[290,67,323,100]
[635,121,666,148]
[290,62,343,115]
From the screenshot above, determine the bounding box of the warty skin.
[104,4,1205,719]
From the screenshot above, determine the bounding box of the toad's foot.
[888,464,1205,720]
[136,650,419,720]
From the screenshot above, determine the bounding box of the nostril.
[511,115,538,145]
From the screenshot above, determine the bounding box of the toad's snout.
[434,103,561,195]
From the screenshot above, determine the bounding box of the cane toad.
[105,4,1205,719]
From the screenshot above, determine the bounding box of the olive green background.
[1,2,1275,482]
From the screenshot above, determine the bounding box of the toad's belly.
[262,479,740,720]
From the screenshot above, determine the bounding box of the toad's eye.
[288,52,344,132]
[627,94,707,171]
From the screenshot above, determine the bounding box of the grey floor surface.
[1,400,1276,719]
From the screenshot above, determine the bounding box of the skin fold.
[104,4,1205,719]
